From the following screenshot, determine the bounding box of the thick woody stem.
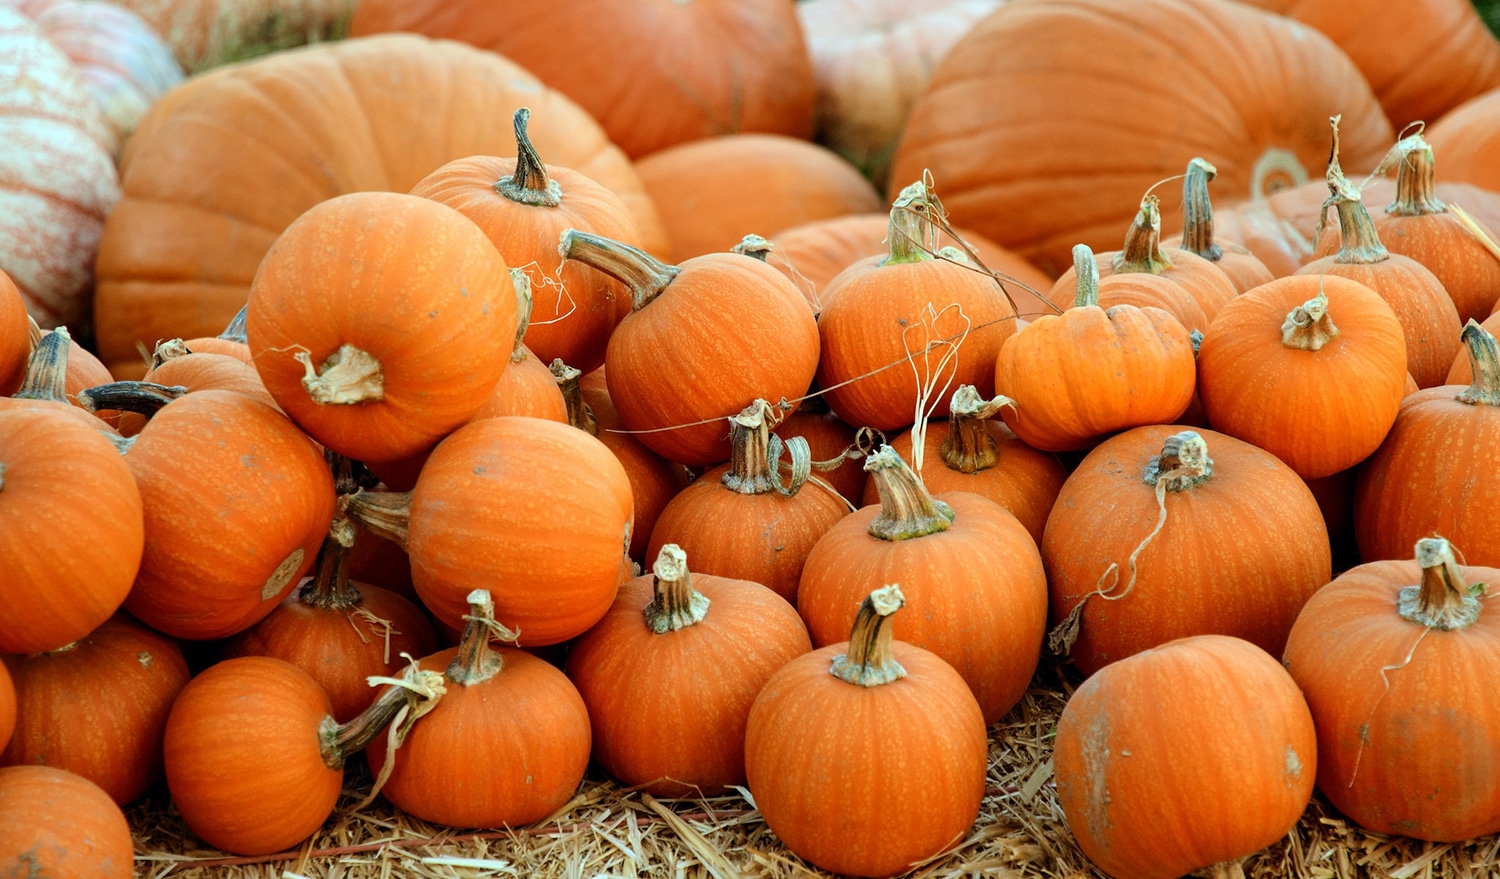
[1386,133,1447,216]
[495,107,561,207]
[319,664,445,769]
[14,326,72,404]
[220,305,249,344]
[559,229,680,312]
[1179,158,1223,260]
[1112,195,1174,275]
[551,358,597,435]
[1142,431,1215,492]
[864,445,955,540]
[296,344,384,405]
[510,268,534,363]
[1281,290,1340,351]
[75,381,185,416]
[939,385,1015,473]
[1071,244,1101,309]
[1457,320,1500,406]
[301,518,361,610]
[731,235,774,261]
[446,589,520,686]
[642,544,711,633]
[829,584,908,687]
[341,489,412,549]
[721,400,778,495]
[885,181,938,265]
[1397,537,1481,630]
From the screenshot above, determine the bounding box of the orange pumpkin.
[0,765,133,879]
[1164,157,1276,293]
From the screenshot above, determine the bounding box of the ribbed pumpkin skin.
[410,154,641,374]
[0,765,133,879]
[869,420,1065,545]
[566,571,813,796]
[122,391,335,641]
[797,491,1048,724]
[744,639,987,878]
[349,0,816,161]
[605,255,819,467]
[1,614,189,805]
[1427,91,1500,193]
[1353,385,1500,567]
[364,645,592,829]
[1283,557,1500,840]
[1054,635,1316,879]
[1242,0,1500,129]
[766,212,1056,318]
[478,352,568,424]
[222,580,441,724]
[1196,275,1408,480]
[0,7,120,329]
[162,656,343,856]
[246,191,515,465]
[636,134,883,265]
[816,256,1016,433]
[1043,426,1332,678]
[93,34,665,379]
[994,303,1196,453]
[0,270,27,396]
[1047,270,1210,336]
[409,416,634,644]
[646,475,850,605]
[0,406,142,654]
[888,0,1393,276]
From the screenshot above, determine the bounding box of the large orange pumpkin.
[93,34,666,379]
[0,765,133,879]
[889,0,1394,276]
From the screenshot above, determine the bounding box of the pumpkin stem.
[220,304,250,344]
[494,107,561,207]
[1179,158,1223,261]
[643,544,711,633]
[719,399,812,497]
[13,327,72,405]
[1070,244,1101,309]
[1112,195,1173,275]
[341,489,412,549]
[864,445,955,540]
[319,660,447,769]
[296,344,384,405]
[1397,537,1482,630]
[829,584,908,687]
[884,181,938,266]
[559,228,680,312]
[0,462,5,491]
[447,589,521,686]
[75,380,186,417]
[150,338,192,369]
[731,234,774,262]
[939,384,1016,473]
[1281,288,1340,351]
[1315,115,1390,265]
[552,358,598,436]
[1384,131,1447,217]
[510,268,534,364]
[1143,430,1214,492]
[1457,320,1500,406]
[299,517,362,611]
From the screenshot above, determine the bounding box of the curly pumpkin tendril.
[1047,431,1214,658]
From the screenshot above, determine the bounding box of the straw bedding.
[126,659,1499,879]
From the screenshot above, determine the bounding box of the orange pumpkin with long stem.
[996,244,1196,453]
[364,589,591,828]
[1284,536,1500,840]
[798,445,1047,723]
[1165,157,1275,293]
[566,544,812,797]
[745,584,987,878]
[646,400,850,604]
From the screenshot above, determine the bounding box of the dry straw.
[127,658,1500,879]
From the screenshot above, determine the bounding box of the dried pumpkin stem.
[75,381,186,416]
[13,326,72,404]
[510,268,534,364]
[1385,133,1447,216]
[1324,171,1389,265]
[643,544,711,633]
[830,584,908,687]
[722,400,780,495]
[319,662,446,770]
[559,228,680,312]
[1071,244,1101,309]
[1179,158,1223,261]
[940,384,1015,473]
[551,358,597,436]
[300,518,362,611]
[1143,431,1214,490]
[296,344,384,405]
[150,338,192,369]
[884,181,937,265]
[731,234,774,261]
[864,445,954,540]
[1398,537,1482,630]
[341,489,412,549]
[1457,320,1500,406]
[1112,195,1173,275]
[1281,290,1339,351]
[495,107,561,207]
[447,589,521,686]
[219,304,249,344]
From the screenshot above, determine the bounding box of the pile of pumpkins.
[6,0,1500,877]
